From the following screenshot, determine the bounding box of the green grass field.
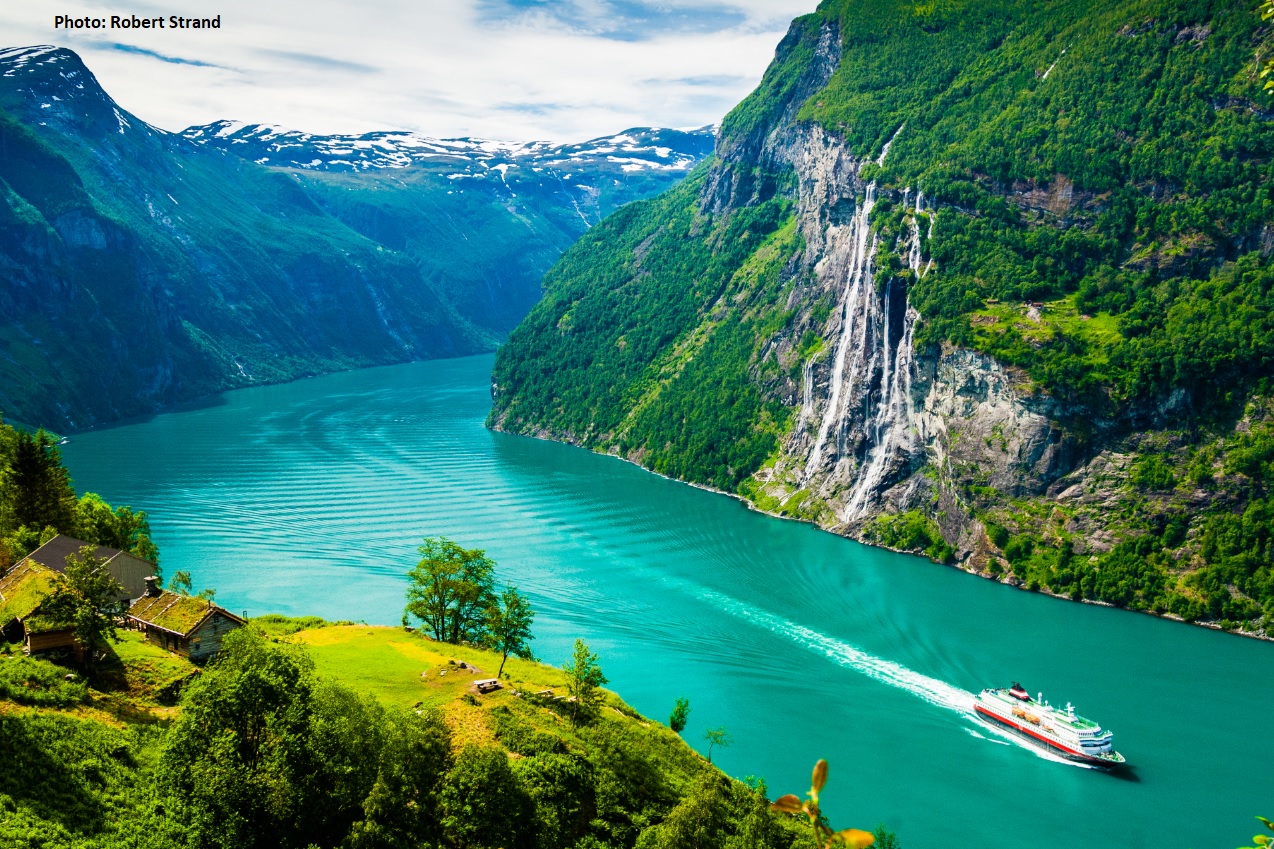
[288,625,622,749]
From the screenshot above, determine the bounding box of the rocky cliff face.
[709,113,1067,565]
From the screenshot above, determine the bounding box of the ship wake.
[700,587,1099,768]
[699,587,972,713]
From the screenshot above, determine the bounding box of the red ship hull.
[974,703,1123,768]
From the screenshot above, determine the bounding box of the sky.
[6,0,818,142]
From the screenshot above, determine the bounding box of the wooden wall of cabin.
[24,627,78,652]
[188,613,241,661]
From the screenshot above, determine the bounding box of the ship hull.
[974,704,1126,769]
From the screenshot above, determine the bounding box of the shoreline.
[493,422,1274,644]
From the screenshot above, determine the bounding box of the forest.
[0,420,158,569]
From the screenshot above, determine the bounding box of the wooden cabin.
[0,560,79,660]
[127,580,244,661]
[22,534,154,606]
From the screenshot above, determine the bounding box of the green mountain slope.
[0,46,710,431]
[490,0,1274,635]
[0,625,815,849]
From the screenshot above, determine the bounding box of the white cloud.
[5,0,818,141]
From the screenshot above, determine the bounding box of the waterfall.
[799,181,932,522]
[796,358,816,429]
[802,183,878,482]
[840,200,929,520]
[877,123,905,167]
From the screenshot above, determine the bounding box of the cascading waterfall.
[841,200,927,520]
[801,177,932,522]
[802,183,878,482]
[796,358,816,429]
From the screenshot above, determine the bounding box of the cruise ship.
[973,683,1126,767]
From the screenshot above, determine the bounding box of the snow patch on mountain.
[180,120,715,176]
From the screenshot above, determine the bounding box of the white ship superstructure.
[974,682,1126,767]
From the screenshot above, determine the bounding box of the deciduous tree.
[562,639,607,728]
[39,546,123,670]
[403,537,496,645]
[485,585,535,677]
[703,726,730,765]
[75,492,159,565]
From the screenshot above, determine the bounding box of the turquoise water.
[61,355,1272,848]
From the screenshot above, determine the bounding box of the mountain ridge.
[0,44,712,430]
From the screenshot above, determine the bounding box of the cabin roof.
[24,534,153,577]
[23,535,117,572]
[0,561,62,627]
[128,591,243,637]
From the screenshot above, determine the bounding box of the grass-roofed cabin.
[23,534,154,606]
[0,560,79,661]
[127,580,244,661]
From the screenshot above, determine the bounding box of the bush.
[439,745,534,849]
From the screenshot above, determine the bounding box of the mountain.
[181,121,709,174]
[0,45,712,430]
[489,0,1274,636]
[184,121,713,334]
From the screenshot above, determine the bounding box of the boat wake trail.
[700,588,1097,768]
[699,588,974,713]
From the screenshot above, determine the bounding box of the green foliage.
[0,710,157,848]
[490,176,798,492]
[703,727,731,765]
[634,774,785,849]
[74,493,159,567]
[344,708,453,849]
[168,571,193,595]
[1263,0,1274,90]
[249,614,349,637]
[563,639,608,729]
[38,547,125,666]
[150,628,455,849]
[0,618,846,849]
[485,585,536,678]
[491,0,1274,642]
[0,418,159,566]
[987,408,1274,628]
[871,824,901,849]
[439,745,534,849]
[669,697,691,735]
[153,628,328,849]
[513,751,596,849]
[1130,455,1177,491]
[0,655,87,706]
[862,511,955,563]
[0,429,75,535]
[771,0,1274,414]
[404,536,497,644]
[0,49,710,430]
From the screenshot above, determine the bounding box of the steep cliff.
[491,0,1274,635]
